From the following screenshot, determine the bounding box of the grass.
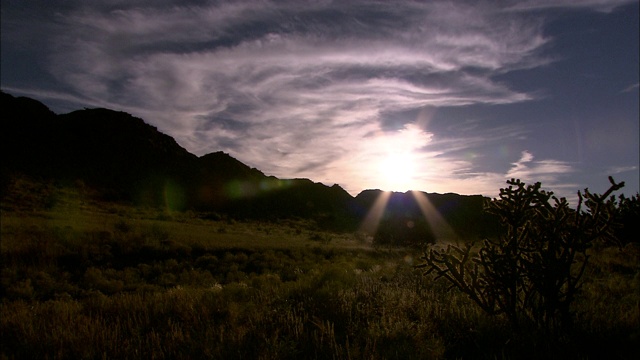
[1,179,639,359]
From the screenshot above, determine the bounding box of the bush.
[374,217,434,248]
[614,193,640,246]
[418,177,625,332]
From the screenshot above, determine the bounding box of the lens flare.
[359,190,458,245]
[164,180,186,213]
[411,191,457,242]
[359,191,391,235]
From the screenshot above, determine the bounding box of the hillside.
[1,91,498,237]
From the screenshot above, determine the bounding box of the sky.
[2,0,638,201]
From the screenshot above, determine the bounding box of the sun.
[378,152,417,191]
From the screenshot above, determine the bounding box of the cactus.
[417,177,625,332]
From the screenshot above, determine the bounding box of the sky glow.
[1,0,638,200]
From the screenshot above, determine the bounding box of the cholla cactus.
[417,177,625,332]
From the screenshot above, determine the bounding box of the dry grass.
[1,182,638,359]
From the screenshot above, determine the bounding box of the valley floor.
[1,188,639,359]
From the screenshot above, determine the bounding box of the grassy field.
[1,181,639,359]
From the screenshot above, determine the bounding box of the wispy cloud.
[607,165,639,175]
[622,82,640,93]
[41,1,547,162]
[414,149,580,200]
[2,0,634,196]
[507,151,575,184]
[505,0,636,12]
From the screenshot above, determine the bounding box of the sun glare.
[361,123,432,193]
[378,152,416,191]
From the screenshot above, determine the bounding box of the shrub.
[374,217,434,248]
[614,193,640,246]
[417,177,625,332]
[309,232,332,244]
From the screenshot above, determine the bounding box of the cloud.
[3,0,622,197]
[419,149,579,200]
[622,82,640,93]
[496,150,578,199]
[606,165,639,175]
[38,1,548,145]
[507,150,574,180]
[505,0,636,12]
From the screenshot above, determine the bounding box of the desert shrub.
[194,254,219,271]
[113,219,132,233]
[374,217,435,248]
[2,197,637,359]
[418,177,626,332]
[309,231,332,244]
[83,267,124,295]
[614,193,640,245]
[147,224,170,242]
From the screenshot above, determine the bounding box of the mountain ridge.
[1,90,498,238]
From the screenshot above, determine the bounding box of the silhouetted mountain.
[1,91,57,176]
[1,92,198,203]
[0,91,357,225]
[1,91,498,238]
[199,151,266,182]
[194,151,267,209]
[354,190,499,245]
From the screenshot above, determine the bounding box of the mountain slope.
[1,92,199,203]
[354,189,499,244]
[0,91,358,227]
[1,91,498,236]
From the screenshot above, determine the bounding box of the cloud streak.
[2,0,637,197]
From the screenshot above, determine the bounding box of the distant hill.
[354,190,499,245]
[2,93,198,204]
[1,91,498,238]
[0,91,359,228]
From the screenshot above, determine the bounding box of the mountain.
[1,92,198,204]
[193,151,354,225]
[0,91,358,227]
[1,91,498,237]
[1,91,57,176]
[354,190,499,245]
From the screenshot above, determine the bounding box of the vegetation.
[418,178,639,334]
[1,176,639,359]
